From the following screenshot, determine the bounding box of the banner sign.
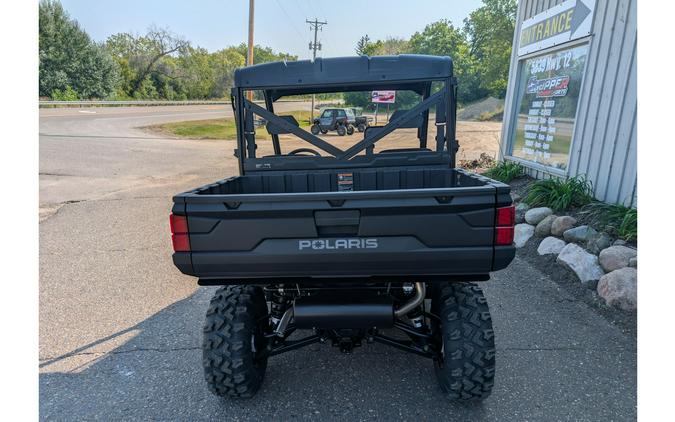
[517,0,595,56]
[371,91,396,104]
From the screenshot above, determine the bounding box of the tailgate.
[174,186,510,280]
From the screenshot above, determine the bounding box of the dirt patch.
[457,97,504,121]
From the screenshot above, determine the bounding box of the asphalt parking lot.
[39,105,636,421]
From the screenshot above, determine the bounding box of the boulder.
[535,215,557,237]
[597,267,637,311]
[524,207,553,225]
[556,243,605,285]
[550,216,577,237]
[515,202,530,224]
[613,239,627,247]
[514,224,535,248]
[598,246,638,272]
[629,257,637,268]
[537,236,566,255]
[563,225,598,244]
[586,232,612,255]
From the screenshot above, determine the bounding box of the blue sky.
[60,0,483,58]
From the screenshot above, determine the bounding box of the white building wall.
[500,0,637,206]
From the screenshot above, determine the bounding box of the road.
[39,105,636,421]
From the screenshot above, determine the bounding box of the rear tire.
[357,123,366,132]
[203,285,269,399]
[432,283,495,401]
[337,125,346,136]
[346,125,355,135]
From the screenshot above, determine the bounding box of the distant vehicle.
[351,107,373,132]
[310,108,355,136]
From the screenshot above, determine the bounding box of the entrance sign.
[510,44,589,170]
[371,91,396,103]
[517,0,595,56]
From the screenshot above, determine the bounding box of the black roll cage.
[231,74,458,175]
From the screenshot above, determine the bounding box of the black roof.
[233,55,453,99]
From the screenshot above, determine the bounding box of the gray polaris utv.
[170,55,516,401]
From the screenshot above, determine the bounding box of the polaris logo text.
[298,238,378,250]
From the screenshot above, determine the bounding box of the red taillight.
[495,205,515,245]
[495,227,514,245]
[496,205,515,226]
[170,214,190,252]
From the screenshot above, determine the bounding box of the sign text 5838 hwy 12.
[518,0,595,56]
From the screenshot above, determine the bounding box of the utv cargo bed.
[172,167,514,282]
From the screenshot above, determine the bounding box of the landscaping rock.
[537,236,566,255]
[515,202,530,224]
[613,239,627,246]
[550,216,577,237]
[597,267,637,311]
[525,207,553,225]
[535,215,557,237]
[586,231,612,255]
[629,257,637,268]
[598,246,638,273]
[563,225,598,244]
[556,243,605,285]
[514,224,535,248]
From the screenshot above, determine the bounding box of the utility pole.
[306,18,327,120]
[246,0,255,101]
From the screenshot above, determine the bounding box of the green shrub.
[523,175,593,211]
[50,86,79,101]
[484,160,524,183]
[581,202,637,241]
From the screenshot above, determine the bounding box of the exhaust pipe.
[394,282,426,317]
[292,282,426,329]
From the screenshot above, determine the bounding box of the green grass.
[484,160,524,183]
[152,110,312,140]
[581,202,638,241]
[523,175,593,211]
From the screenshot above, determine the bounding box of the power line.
[274,0,305,43]
[306,18,327,119]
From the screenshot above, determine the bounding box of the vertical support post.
[264,92,281,155]
[244,106,255,159]
[418,83,431,148]
[234,88,246,175]
[446,77,457,168]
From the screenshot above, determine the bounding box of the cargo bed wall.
[194,168,486,195]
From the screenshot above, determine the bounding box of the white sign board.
[517,0,595,56]
[371,91,396,104]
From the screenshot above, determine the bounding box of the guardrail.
[39,100,231,108]
[39,99,306,108]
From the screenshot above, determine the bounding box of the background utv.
[170,55,515,401]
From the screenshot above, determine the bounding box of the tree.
[39,0,119,98]
[407,20,486,103]
[355,35,371,55]
[463,0,517,97]
[106,27,190,97]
